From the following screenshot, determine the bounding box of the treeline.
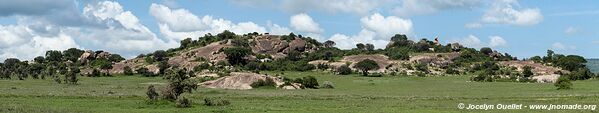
[0,48,125,82]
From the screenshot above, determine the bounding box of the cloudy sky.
[1,0,599,61]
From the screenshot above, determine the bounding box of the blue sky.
[1,0,599,61]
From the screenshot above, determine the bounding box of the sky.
[1,0,599,62]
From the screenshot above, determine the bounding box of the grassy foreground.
[1,71,599,113]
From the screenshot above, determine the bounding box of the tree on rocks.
[354,59,379,76]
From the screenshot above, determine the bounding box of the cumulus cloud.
[450,35,508,49]
[564,26,579,34]
[552,42,575,50]
[480,0,543,26]
[392,0,482,17]
[489,36,507,47]
[464,22,482,29]
[290,13,323,33]
[149,3,269,41]
[0,1,174,61]
[281,0,382,15]
[327,13,413,49]
[360,13,413,40]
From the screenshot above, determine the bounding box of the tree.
[108,54,125,62]
[161,68,197,101]
[555,75,572,90]
[34,56,45,63]
[324,40,336,48]
[336,65,352,75]
[286,50,302,61]
[216,30,236,40]
[522,66,534,78]
[222,47,252,66]
[146,85,159,101]
[63,48,84,62]
[356,43,365,50]
[45,50,63,62]
[365,43,375,51]
[353,59,379,76]
[180,38,193,49]
[391,34,408,42]
[480,47,493,55]
[555,55,586,71]
[153,50,168,61]
[123,66,133,75]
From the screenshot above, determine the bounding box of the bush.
[354,59,379,76]
[555,75,572,90]
[522,66,534,77]
[317,63,329,70]
[146,85,159,101]
[250,78,277,88]
[336,65,352,75]
[294,76,319,89]
[176,97,192,108]
[123,66,133,75]
[204,97,230,106]
[320,81,334,89]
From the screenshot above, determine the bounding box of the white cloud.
[489,36,507,47]
[465,22,482,29]
[280,0,382,15]
[267,21,292,35]
[290,13,323,33]
[150,3,268,41]
[552,42,575,50]
[480,0,543,26]
[360,13,413,40]
[564,26,579,34]
[392,0,482,17]
[450,35,508,49]
[327,13,412,49]
[1,1,175,61]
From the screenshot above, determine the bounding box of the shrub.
[176,97,192,108]
[204,97,230,106]
[123,66,133,75]
[294,76,319,89]
[317,63,329,70]
[336,65,352,75]
[146,85,159,101]
[250,78,277,88]
[354,59,379,76]
[320,81,334,89]
[555,75,572,90]
[522,66,534,78]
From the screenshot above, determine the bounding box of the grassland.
[1,71,599,113]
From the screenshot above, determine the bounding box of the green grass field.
[1,72,598,113]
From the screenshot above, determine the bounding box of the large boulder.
[200,72,284,90]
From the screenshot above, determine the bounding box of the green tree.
[153,50,168,61]
[34,56,45,63]
[324,40,336,48]
[555,75,572,90]
[365,43,375,51]
[108,54,125,62]
[123,66,133,75]
[522,66,534,78]
[555,55,586,71]
[356,43,365,50]
[222,47,252,66]
[336,65,352,75]
[480,47,493,55]
[180,38,193,49]
[45,50,63,62]
[63,48,84,62]
[161,68,197,101]
[353,59,379,76]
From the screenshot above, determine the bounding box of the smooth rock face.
[532,74,560,83]
[200,72,285,90]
